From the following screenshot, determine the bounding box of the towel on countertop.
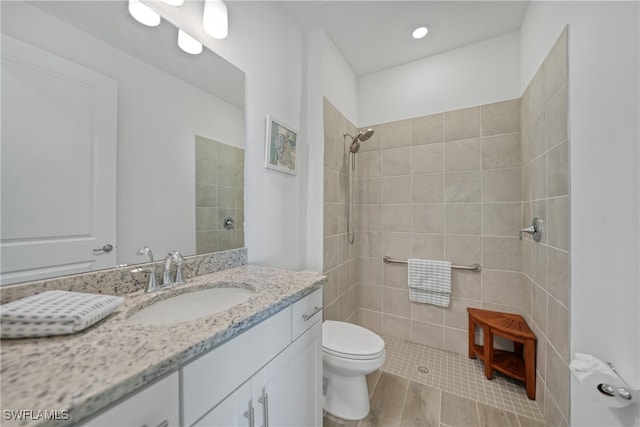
[408,258,452,307]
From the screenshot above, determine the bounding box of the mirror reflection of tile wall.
[195,136,244,254]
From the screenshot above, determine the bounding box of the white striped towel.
[408,258,452,307]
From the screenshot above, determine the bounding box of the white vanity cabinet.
[185,288,323,427]
[82,372,179,427]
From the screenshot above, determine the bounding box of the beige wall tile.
[547,196,569,251]
[196,207,217,231]
[357,150,382,178]
[546,347,570,420]
[547,140,569,197]
[482,134,521,169]
[522,274,532,315]
[531,283,547,334]
[451,270,482,300]
[382,119,411,149]
[358,283,382,311]
[445,297,481,330]
[323,300,340,322]
[358,309,383,335]
[547,297,570,363]
[531,322,546,379]
[411,320,444,348]
[383,147,412,176]
[383,232,412,261]
[443,327,469,355]
[481,98,520,136]
[522,162,532,203]
[324,167,339,203]
[445,235,481,267]
[358,257,383,286]
[444,106,481,141]
[529,67,546,117]
[412,173,445,203]
[411,301,445,325]
[412,204,445,233]
[196,184,217,208]
[547,247,569,306]
[482,270,525,306]
[445,138,481,172]
[358,231,383,259]
[445,203,481,235]
[358,124,383,153]
[339,290,353,321]
[531,112,546,159]
[482,203,521,237]
[544,28,568,103]
[532,243,547,289]
[357,177,382,204]
[383,263,408,289]
[532,155,547,201]
[411,143,444,174]
[383,314,411,340]
[483,237,521,271]
[323,235,341,272]
[546,85,568,149]
[411,113,444,145]
[357,205,383,231]
[544,390,569,427]
[383,287,411,317]
[411,234,445,259]
[383,176,412,204]
[445,171,482,202]
[323,203,339,237]
[482,168,521,202]
[383,205,411,232]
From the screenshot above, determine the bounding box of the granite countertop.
[0,265,325,427]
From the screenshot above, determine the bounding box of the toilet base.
[323,364,371,420]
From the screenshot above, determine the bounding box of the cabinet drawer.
[83,372,179,427]
[291,288,323,340]
[182,307,291,427]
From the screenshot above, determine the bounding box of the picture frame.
[265,115,298,175]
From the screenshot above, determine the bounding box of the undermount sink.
[127,286,254,326]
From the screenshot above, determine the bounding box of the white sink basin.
[127,286,254,326]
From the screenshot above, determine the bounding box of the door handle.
[93,244,114,254]
[258,392,269,427]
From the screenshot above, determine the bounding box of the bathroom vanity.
[0,258,324,427]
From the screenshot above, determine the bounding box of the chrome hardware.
[302,306,324,321]
[598,383,616,396]
[519,217,543,242]
[92,244,113,254]
[223,216,235,230]
[258,392,269,427]
[161,251,185,288]
[131,267,158,293]
[136,245,154,262]
[618,388,633,400]
[383,256,481,272]
[243,407,254,427]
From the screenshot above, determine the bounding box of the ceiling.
[279,1,530,76]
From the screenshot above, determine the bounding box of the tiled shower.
[322,30,569,426]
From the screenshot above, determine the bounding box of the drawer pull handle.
[302,306,323,321]
[243,407,254,427]
[258,392,269,427]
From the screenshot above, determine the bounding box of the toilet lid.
[323,320,385,359]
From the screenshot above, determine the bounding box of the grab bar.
[383,256,481,272]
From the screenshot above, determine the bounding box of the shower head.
[344,129,375,153]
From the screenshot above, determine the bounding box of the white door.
[193,381,253,427]
[253,320,323,427]
[1,35,117,285]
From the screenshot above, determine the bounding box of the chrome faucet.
[162,251,185,287]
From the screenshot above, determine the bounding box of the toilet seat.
[322,320,385,360]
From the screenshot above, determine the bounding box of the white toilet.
[322,320,386,420]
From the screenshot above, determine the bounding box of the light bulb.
[178,29,203,55]
[412,26,429,40]
[128,0,161,27]
[203,0,228,40]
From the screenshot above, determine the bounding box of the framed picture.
[265,115,298,175]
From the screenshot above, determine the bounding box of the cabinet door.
[83,373,179,427]
[193,381,253,427]
[253,320,322,427]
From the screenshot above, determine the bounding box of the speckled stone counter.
[0,264,325,427]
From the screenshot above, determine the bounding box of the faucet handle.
[132,266,158,293]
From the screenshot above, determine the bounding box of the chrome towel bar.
[383,256,481,272]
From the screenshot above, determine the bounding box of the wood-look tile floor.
[324,336,548,427]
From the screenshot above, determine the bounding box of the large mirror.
[0,0,245,285]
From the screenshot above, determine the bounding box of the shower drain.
[416,365,430,374]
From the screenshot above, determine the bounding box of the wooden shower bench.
[467,308,537,399]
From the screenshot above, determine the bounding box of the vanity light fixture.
[162,0,185,6]
[128,0,161,27]
[178,29,203,55]
[203,0,228,40]
[412,25,429,40]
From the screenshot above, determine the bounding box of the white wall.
[358,31,521,126]
[2,2,244,266]
[521,2,640,426]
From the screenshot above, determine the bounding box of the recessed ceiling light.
[412,26,429,40]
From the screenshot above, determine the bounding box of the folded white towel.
[408,258,452,307]
[1,290,124,338]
